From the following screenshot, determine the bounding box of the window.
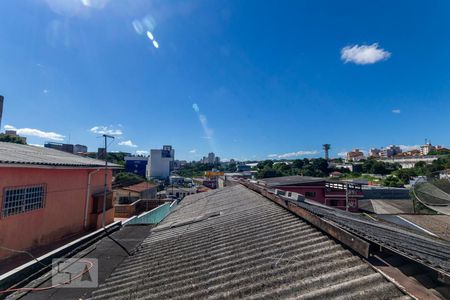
[305,191,316,198]
[2,185,45,218]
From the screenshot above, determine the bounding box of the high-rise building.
[380,145,402,158]
[146,145,175,179]
[346,149,365,162]
[125,156,148,178]
[369,148,381,158]
[207,152,215,164]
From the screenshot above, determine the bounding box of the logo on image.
[51,258,98,288]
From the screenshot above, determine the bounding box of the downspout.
[85,168,101,229]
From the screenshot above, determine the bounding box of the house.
[0,142,121,260]
[113,182,157,204]
[330,171,343,178]
[258,175,363,211]
[346,149,365,162]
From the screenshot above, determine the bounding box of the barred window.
[2,185,45,218]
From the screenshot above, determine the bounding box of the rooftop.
[88,185,404,299]
[258,175,326,187]
[120,182,155,193]
[0,142,121,168]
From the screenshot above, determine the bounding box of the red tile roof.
[122,182,155,193]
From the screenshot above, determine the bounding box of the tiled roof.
[121,182,155,192]
[0,142,121,168]
[90,185,405,299]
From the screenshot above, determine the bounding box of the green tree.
[256,167,283,179]
[0,134,26,144]
[383,175,404,187]
[114,172,145,187]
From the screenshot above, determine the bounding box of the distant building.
[207,152,215,164]
[44,142,74,154]
[74,144,88,153]
[369,148,381,158]
[214,156,220,164]
[125,156,148,177]
[169,175,185,186]
[258,175,363,212]
[97,147,106,160]
[0,142,120,260]
[4,130,27,144]
[380,145,402,158]
[236,164,251,172]
[44,142,88,155]
[146,145,175,179]
[346,149,365,162]
[420,142,443,156]
[173,160,187,170]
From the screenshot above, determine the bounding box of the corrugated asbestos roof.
[0,142,120,168]
[90,185,406,299]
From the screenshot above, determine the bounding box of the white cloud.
[337,151,348,157]
[118,140,137,148]
[192,103,215,150]
[189,149,197,153]
[90,126,123,136]
[29,143,44,147]
[136,150,149,156]
[392,109,401,114]
[399,145,420,151]
[268,150,319,159]
[4,125,65,141]
[341,43,391,65]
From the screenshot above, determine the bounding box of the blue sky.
[1,0,449,161]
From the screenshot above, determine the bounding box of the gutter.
[85,168,101,229]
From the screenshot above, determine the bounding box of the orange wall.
[0,167,112,259]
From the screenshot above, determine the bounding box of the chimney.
[0,95,3,130]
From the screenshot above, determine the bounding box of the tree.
[0,134,26,145]
[256,167,283,179]
[383,175,404,187]
[292,159,304,169]
[257,160,274,169]
[114,172,145,187]
[393,168,417,183]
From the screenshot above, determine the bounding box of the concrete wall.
[0,167,113,259]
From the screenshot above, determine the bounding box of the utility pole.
[102,134,114,228]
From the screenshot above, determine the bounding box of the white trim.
[396,216,439,237]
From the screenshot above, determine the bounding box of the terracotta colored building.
[0,142,121,260]
[258,176,363,212]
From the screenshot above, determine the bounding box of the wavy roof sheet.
[90,185,406,299]
[0,142,121,168]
